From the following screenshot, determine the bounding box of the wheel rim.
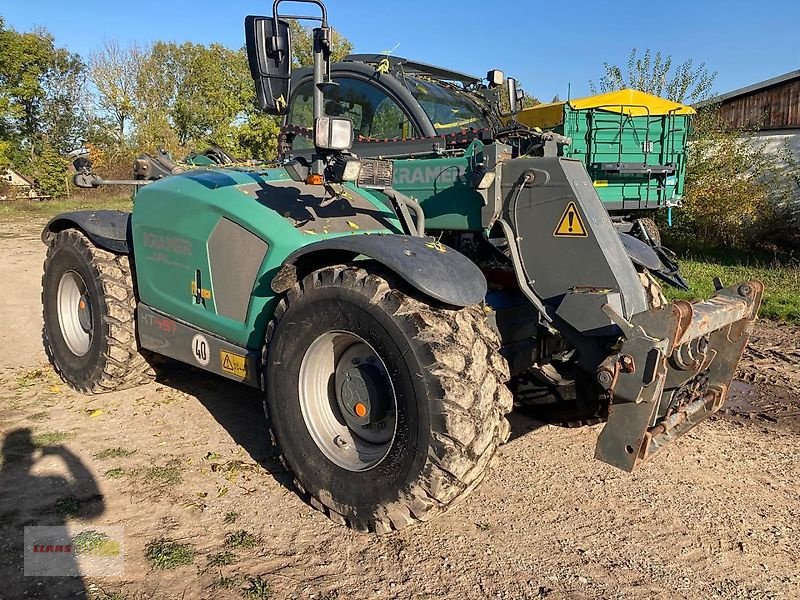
[56,270,93,356]
[299,331,397,472]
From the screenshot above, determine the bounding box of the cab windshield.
[405,77,491,135]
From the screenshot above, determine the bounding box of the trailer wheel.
[635,217,662,247]
[264,264,512,532]
[42,229,154,393]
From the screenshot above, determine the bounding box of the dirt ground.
[0,218,798,600]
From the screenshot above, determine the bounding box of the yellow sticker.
[220,350,247,378]
[593,180,608,187]
[553,202,588,237]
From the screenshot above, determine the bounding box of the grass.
[104,468,126,480]
[94,447,137,460]
[0,195,132,221]
[28,411,49,422]
[54,496,81,517]
[209,575,243,591]
[144,539,194,570]
[32,431,72,446]
[206,550,236,567]
[223,511,239,525]
[72,530,111,554]
[664,248,800,322]
[89,590,127,600]
[241,575,270,599]
[139,464,182,487]
[224,530,261,550]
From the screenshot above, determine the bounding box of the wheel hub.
[336,347,390,429]
[56,271,93,356]
[77,295,92,332]
[299,331,398,471]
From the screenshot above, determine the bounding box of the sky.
[3,0,799,102]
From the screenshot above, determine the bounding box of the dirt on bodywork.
[0,217,798,600]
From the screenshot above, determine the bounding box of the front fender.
[42,210,131,254]
[272,234,487,307]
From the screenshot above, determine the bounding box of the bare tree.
[89,40,143,142]
[590,49,716,104]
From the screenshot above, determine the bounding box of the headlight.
[314,117,353,151]
[330,155,362,182]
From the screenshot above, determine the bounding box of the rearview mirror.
[507,77,519,114]
[245,15,292,115]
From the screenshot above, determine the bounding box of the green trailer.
[516,89,694,219]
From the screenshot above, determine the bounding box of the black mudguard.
[42,210,131,254]
[272,234,487,307]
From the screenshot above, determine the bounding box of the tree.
[590,49,715,103]
[171,43,252,150]
[132,42,181,152]
[31,138,70,198]
[671,108,800,249]
[0,19,86,157]
[90,40,143,143]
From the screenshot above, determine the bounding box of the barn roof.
[696,69,800,107]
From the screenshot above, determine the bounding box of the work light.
[314,117,354,151]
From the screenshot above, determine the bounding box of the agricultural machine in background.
[46,0,761,532]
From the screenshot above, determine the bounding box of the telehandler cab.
[44,0,762,532]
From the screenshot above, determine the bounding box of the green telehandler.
[44,0,762,532]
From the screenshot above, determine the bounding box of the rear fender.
[42,210,131,254]
[271,234,487,307]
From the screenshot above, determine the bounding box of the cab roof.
[343,54,482,87]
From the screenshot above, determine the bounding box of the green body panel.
[390,141,484,231]
[558,106,690,212]
[131,167,401,349]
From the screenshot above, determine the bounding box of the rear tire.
[635,217,662,247]
[264,265,512,532]
[42,229,155,393]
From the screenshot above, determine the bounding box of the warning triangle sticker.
[553,202,588,237]
[223,354,235,370]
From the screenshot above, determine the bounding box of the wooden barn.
[702,69,800,131]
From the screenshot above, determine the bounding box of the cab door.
[284,70,429,157]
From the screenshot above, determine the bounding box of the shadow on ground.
[153,362,293,487]
[155,360,557,466]
[0,428,103,599]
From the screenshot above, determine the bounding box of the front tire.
[264,265,512,532]
[42,229,154,393]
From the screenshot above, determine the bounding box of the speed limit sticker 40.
[191,334,210,366]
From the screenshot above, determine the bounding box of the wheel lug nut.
[333,435,348,448]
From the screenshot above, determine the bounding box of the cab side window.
[287,77,418,148]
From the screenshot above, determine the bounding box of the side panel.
[137,305,260,387]
[131,169,400,349]
[207,218,269,322]
[391,150,484,232]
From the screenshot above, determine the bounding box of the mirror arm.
[273,0,328,27]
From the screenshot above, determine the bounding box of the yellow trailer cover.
[516,88,695,129]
